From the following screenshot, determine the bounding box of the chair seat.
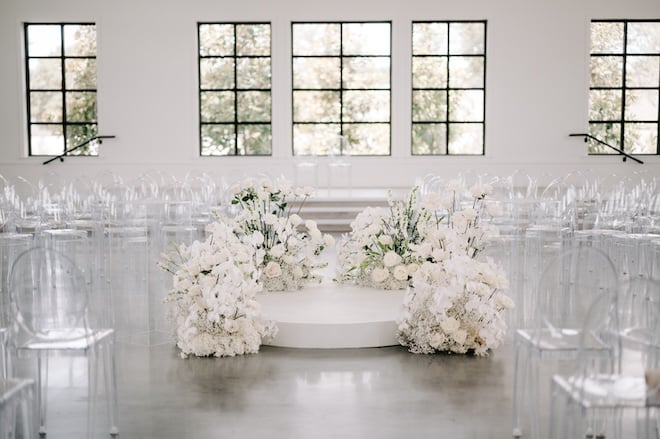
[17,328,114,351]
[516,328,610,352]
[554,374,650,409]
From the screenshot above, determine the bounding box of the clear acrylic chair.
[0,377,35,439]
[6,247,119,437]
[512,245,618,438]
[0,233,34,380]
[549,277,659,439]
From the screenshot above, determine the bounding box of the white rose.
[305,219,318,231]
[452,329,467,345]
[469,184,486,198]
[289,214,303,226]
[264,261,282,278]
[264,213,278,225]
[370,267,389,283]
[251,231,264,246]
[310,228,322,243]
[496,293,515,309]
[440,316,460,333]
[407,263,420,276]
[383,251,401,268]
[292,265,304,279]
[393,265,408,281]
[323,234,335,247]
[270,243,286,258]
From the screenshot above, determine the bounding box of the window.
[411,21,486,155]
[25,23,97,156]
[292,22,391,156]
[589,20,660,155]
[198,23,272,156]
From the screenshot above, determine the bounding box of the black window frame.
[24,22,98,157]
[291,21,393,157]
[197,22,273,157]
[589,19,660,156]
[411,20,487,156]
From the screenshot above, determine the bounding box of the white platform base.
[258,283,405,349]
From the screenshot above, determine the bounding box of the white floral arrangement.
[336,186,434,290]
[396,180,514,355]
[159,221,277,358]
[228,177,335,292]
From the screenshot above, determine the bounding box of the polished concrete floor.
[39,341,519,439]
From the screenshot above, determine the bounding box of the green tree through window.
[198,23,272,156]
[589,20,660,155]
[292,22,391,156]
[412,21,486,155]
[25,23,98,156]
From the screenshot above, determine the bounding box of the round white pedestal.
[258,283,405,349]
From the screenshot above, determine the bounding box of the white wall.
[1,0,659,189]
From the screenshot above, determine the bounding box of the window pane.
[412,57,448,88]
[293,91,340,122]
[627,22,660,54]
[236,58,271,89]
[199,24,234,56]
[590,56,623,87]
[343,123,389,155]
[293,124,341,155]
[342,57,390,89]
[448,123,483,154]
[412,90,447,121]
[624,123,658,154]
[29,59,62,89]
[449,23,485,55]
[66,91,97,122]
[342,23,390,56]
[236,24,270,56]
[590,22,624,54]
[449,90,484,121]
[589,90,622,120]
[625,89,658,121]
[293,23,340,56]
[449,56,484,88]
[66,124,98,152]
[412,123,447,154]
[238,124,271,155]
[626,56,659,87]
[30,91,62,122]
[201,124,236,156]
[200,91,235,122]
[237,91,270,122]
[200,58,234,89]
[343,90,390,122]
[65,58,96,90]
[293,58,340,89]
[27,25,61,56]
[589,122,621,152]
[30,124,64,155]
[412,22,448,55]
[64,25,96,56]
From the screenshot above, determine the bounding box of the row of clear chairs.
[512,243,660,439]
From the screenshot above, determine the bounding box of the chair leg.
[103,339,120,437]
[37,352,48,436]
[87,345,98,439]
[512,339,526,438]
